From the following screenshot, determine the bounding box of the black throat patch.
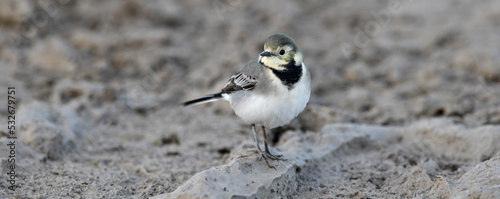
[268,59,302,89]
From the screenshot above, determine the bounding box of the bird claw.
[258,153,276,170]
[264,152,285,161]
[257,151,286,169]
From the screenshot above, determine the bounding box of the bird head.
[259,33,303,71]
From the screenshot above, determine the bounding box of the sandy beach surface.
[1,0,499,198]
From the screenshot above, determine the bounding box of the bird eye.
[279,49,285,55]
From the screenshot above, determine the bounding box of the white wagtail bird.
[183,33,310,167]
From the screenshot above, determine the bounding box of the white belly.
[228,66,310,128]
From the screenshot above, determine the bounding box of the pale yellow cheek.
[294,52,304,63]
[261,56,287,70]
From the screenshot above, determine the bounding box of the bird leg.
[262,126,285,160]
[251,124,275,169]
[251,124,263,153]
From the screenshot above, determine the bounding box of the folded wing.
[221,73,257,93]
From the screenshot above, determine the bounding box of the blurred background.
[1,0,499,126]
[0,0,499,198]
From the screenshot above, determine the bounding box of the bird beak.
[260,51,272,57]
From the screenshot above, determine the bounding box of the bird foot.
[257,151,286,169]
[263,151,286,161]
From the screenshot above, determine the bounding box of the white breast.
[228,64,310,128]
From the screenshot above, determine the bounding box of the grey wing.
[221,73,257,94]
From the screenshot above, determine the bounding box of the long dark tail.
[182,93,224,106]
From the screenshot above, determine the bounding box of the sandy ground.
[0,0,499,198]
